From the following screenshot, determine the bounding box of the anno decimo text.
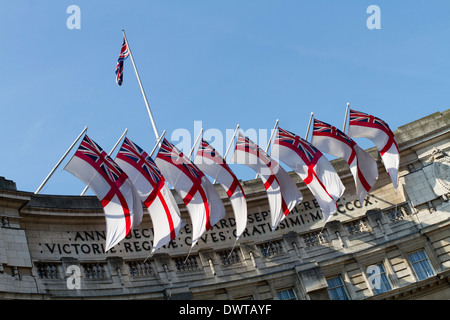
[38,195,376,256]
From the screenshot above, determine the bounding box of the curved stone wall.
[0,110,449,300]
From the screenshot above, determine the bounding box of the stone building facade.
[0,110,449,300]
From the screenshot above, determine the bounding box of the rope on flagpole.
[143,251,154,264]
[122,29,160,141]
[35,126,88,194]
[80,128,128,196]
[265,239,273,257]
[226,238,239,262]
[319,222,327,235]
[318,204,339,236]
[184,244,195,264]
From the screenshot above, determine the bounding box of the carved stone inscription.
[34,194,379,258]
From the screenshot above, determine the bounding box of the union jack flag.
[66,134,142,250]
[115,36,130,86]
[115,137,184,246]
[235,134,272,166]
[157,138,204,184]
[117,137,163,188]
[183,161,204,181]
[349,109,399,155]
[158,139,182,163]
[156,138,212,233]
[195,138,247,237]
[313,119,356,148]
[196,138,244,198]
[273,127,346,221]
[76,135,127,186]
[313,119,357,164]
[312,118,378,198]
[234,132,302,229]
[276,128,322,166]
[349,109,392,138]
[197,139,224,164]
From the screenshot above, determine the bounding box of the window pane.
[408,250,434,281]
[327,277,349,300]
[329,287,348,300]
[368,263,392,295]
[278,289,296,300]
[378,272,392,293]
[327,277,342,288]
[415,260,434,280]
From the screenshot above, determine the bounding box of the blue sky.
[2,1,450,195]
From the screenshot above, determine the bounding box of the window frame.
[326,276,349,300]
[407,249,435,281]
[366,262,392,295]
[277,288,297,300]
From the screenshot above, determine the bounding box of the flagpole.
[109,128,129,155]
[305,112,314,140]
[342,103,350,133]
[35,126,88,194]
[80,128,128,196]
[212,124,240,184]
[189,128,204,159]
[149,130,166,157]
[255,119,279,179]
[265,119,279,154]
[122,29,160,141]
[224,124,240,161]
[222,124,242,256]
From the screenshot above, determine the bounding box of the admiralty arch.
[0,110,449,300]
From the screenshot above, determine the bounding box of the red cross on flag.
[64,135,143,252]
[232,133,302,231]
[194,138,248,240]
[272,128,345,223]
[155,138,225,247]
[312,118,378,205]
[347,109,400,190]
[115,137,185,253]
